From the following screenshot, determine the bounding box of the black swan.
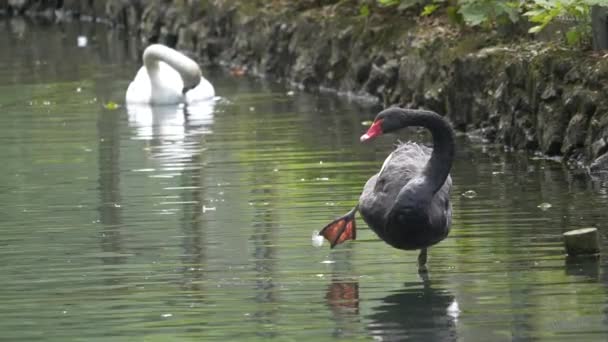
[319,107,455,271]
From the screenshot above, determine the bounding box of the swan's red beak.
[360,119,383,142]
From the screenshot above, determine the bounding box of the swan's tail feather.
[319,205,358,248]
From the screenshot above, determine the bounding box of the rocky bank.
[2,0,608,170]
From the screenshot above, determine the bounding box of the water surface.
[1,19,608,341]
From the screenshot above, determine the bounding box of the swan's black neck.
[385,108,454,194]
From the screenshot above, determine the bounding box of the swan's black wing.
[427,174,452,245]
[358,142,452,246]
[359,143,431,237]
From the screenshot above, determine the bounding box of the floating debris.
[77,36,88,47]
[286,90,295,96]
[249,106,255,111]
[537,202,552,211]
[202,205,216,213]
[103,101,120,110]
[462,190,477,199]
[229,66,247,77]
[312,231,324,247]
[361,120,373,126]
[161,313,173,318]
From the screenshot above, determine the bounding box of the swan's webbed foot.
[319,206,358,248]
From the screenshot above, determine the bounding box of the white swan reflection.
[126,100,216,164]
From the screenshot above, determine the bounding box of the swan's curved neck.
[143,44,201,90]
[391,108,455,194]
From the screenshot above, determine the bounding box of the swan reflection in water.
[126,100,216,163]
[367,280,460,341]
[325,277,460,341]
[126,100,217,298]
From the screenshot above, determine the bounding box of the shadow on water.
[249,199,279,338]
[323,260,458,341]
[242,147,281,337]
[97,104,126,278]
[366,280,459,342]
[565,254,600,281]
[325,278,361,338]
[174,130,207,290]
[322,248,458,341]
[175,130,208,333]
[125,100,216,281]
[324,249,361,339]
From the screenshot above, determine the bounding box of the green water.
[1,19,608,341]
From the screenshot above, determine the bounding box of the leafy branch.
[361,0,603,47]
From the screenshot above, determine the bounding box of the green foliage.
[458,0,520,27]
[378,0,401,6]
[359,3,370,16]
[523,0,595,46]
[370,0,600,47]
[446,5,464,25]
[378,0,428,11]
[523,0,602,47]
[421,4,440,16]
[524,1,586,32]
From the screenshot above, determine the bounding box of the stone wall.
[3,0,608,170]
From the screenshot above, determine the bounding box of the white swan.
[126,44,215,105]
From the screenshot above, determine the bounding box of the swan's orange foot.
[319,207,357,248]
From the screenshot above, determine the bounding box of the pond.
[1,19,608,341]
